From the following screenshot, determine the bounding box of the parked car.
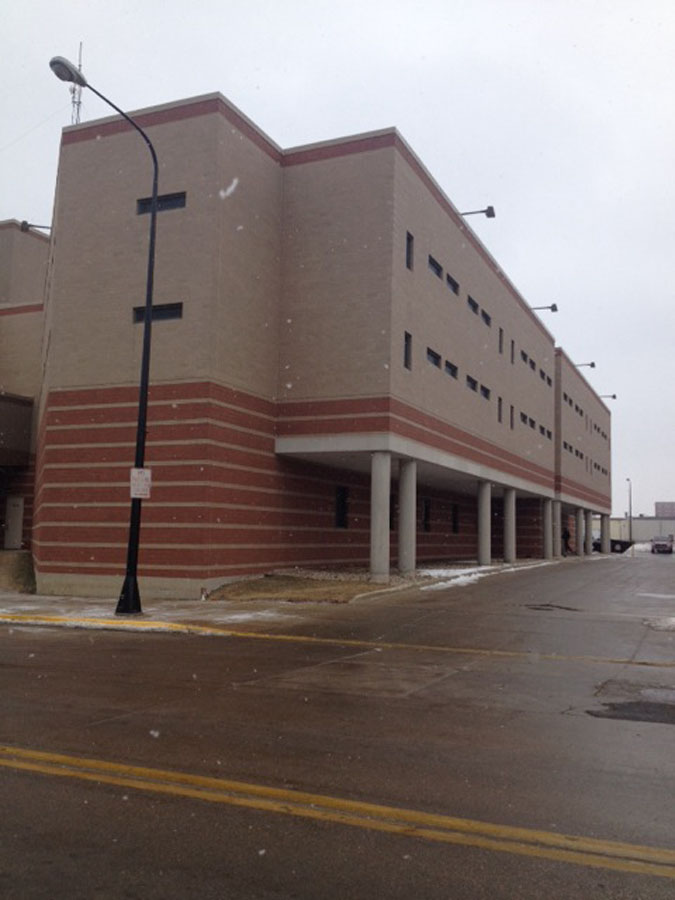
[651,535,674,554]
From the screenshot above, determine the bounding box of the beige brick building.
[0,92,611,597]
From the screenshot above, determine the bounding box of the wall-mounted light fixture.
[460,206,495,218]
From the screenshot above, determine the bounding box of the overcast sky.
[3,0,673,518]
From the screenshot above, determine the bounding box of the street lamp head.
[49,56,87,87]
[550,303,558,312]
[485,205,496,218]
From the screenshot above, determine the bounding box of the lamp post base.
[116,575,142,615]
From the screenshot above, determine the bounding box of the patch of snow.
[646,617,675,631]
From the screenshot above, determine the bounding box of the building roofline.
[60,92,556,345]
[0,219,50,243]
[555,346,610,413]
[61,92,284,160]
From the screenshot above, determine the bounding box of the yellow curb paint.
[1,744,674,879]
[2,613,674,670]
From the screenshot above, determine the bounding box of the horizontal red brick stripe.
[389,398,554,481]
[276,397,391,418]
[278,394,554,486]
[0,304,43,317]
[47,380,275,415]
[391,418,554,490]
[62,96,282,164]
[555,475,610,508]
[276,415,392,436]
[47,400,273,433]
[42,438,276,467]
[282,132,396,167]
[45,422,275,454]
[39,504,343,529]
[35,542,369,568]
[38,523,369,546]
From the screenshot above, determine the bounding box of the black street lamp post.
[50,56,158,615]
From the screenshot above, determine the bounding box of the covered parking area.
[276,433,613,582]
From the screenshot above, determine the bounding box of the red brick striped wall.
[278,396,556,493]
[515,498,544,558]
[32,381,550,586]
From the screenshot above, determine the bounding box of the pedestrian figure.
[562,527,571,556]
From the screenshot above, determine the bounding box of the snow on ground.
[418,560,557,591]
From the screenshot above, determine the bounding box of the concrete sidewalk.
[0,589,319,638]
[0,557,604,638]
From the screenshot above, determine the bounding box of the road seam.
[2,613,675,669]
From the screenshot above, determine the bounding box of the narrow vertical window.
[422,498,431,533]
[498,396,503,423]
[404,332,412,370]
[510,404,514,429]
[335,486,349,528]
[510,340,515,364]
[499,327,504,354]
[406,232,414,270]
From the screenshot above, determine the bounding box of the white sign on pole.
[130,467,152,499]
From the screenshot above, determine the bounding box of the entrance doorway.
[4,496,24,549]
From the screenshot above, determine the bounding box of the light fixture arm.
[460,206,495,218]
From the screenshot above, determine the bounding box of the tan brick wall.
[555,349,611,512]
[279,140,395,401]
[0,222,48,307]
[0,307,44,400]
[390,148,556,482]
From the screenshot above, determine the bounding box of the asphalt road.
[2,553,675,898]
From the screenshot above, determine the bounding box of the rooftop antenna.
[70,42,83,124]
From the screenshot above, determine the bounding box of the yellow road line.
[2,612,674,670]
[1,744,674,879]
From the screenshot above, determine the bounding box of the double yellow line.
[2,744,674,879]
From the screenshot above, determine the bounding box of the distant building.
[1,92,612,598]
[611,517,675,543]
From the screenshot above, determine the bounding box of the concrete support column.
[601,514,610,554]
[585,510,594,555]
[398,459,417,575]
[370,452,391,582]
[503,488,516,564]
[478,481,492,566]
[576,507,585,556]
[543,498,553,560]
[552,500,562,557]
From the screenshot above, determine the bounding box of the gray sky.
[3,0,673,518]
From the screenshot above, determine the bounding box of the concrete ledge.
[0,551,35,593]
